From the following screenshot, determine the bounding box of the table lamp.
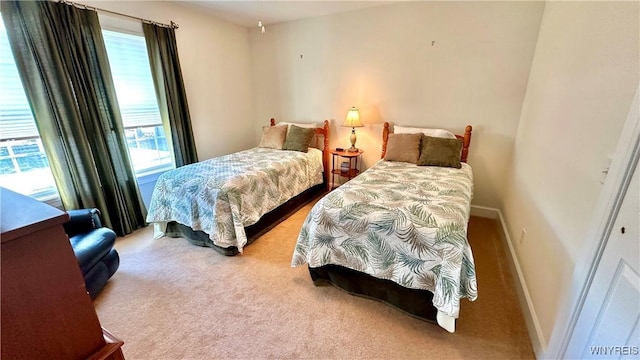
[343,106,363,152]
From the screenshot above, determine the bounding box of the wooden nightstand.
[330,149,364,188]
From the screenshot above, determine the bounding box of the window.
[0,16,60,202]
[102,29,173,177]
[0,18,173,203]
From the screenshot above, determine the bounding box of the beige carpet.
[94,201,534,359]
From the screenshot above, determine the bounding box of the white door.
[565,161,639,359]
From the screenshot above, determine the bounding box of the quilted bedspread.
[147,147,323,252]
[291,160,477,318]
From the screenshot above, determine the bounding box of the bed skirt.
[308,264,438,323]
[164,183,326,256]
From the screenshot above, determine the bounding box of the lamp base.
[348,129,358,153]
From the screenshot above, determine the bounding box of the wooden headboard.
[270,118,331,188]
[381,122,473,163]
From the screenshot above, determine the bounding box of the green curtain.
[1,0,146,236]
[143,22,198,167]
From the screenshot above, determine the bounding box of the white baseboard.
[470,205,499,219]
[472,205,547,359]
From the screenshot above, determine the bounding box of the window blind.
[102,29,162,129]
[0,17,38,141]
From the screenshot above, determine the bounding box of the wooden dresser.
[1,188,124,359]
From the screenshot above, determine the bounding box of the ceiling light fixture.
[257,1,265,33]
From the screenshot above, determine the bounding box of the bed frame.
[310,122,473,327]
[165,119,331,256]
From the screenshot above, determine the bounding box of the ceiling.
[181,1,398,28]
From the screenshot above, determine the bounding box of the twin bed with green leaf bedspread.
[292,123,477,333]
[146,119,329,255]
[146,147,324,253]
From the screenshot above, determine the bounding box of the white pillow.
[394,125,457,139]
[278,122,320,129]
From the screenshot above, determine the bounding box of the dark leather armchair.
[63,208,119,298]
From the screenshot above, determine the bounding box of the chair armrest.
[63,208,103,238]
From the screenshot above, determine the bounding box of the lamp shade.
[343,106,363,128]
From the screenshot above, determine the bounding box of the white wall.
[81,0,255,161]
[502,0,639,352]
[249,1,544,208]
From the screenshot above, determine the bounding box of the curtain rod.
[58,0,179,29]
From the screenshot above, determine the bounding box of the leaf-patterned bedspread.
[291,160,477,318]
[147,147,323,252]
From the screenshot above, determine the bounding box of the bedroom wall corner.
[248,1,545,209]
[501,1,640,356]
[470,204,547,356]
[497,208,547,357]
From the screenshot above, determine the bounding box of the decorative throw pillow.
[418,135,463,168]
[280,121,320,146]
[283,125,316,152]
[383,133,422,163]
[258,125,288,149]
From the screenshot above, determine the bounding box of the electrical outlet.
[519,228,527,244]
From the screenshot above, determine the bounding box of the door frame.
[545,85,640,358]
